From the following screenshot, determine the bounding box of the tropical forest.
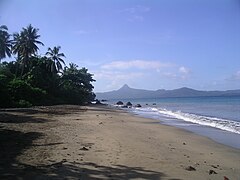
[0,24,96,108]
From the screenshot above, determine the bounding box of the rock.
[116,101,124,105]
[185,166,196,171]
[153,103,156,105]
[80,147,89,151]
[211,165,218,168]
[183,142,186,145]
[126,102,132,107]
[209,169,217,175]
[135,104,142,107]
[95,99,102,105]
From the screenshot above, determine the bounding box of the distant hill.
[96,84,240,100]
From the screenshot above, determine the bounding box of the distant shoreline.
[96,84,240,100]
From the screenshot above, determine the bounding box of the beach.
[0,105,239,179]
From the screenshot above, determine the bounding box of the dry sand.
[0,105,239,180]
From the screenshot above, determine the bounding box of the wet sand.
[0,105,239,179]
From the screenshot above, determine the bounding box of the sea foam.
[132,107,240,135]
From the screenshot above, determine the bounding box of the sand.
[0,105,239,180]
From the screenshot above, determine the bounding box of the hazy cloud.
[121,5,151,21]
[162,72,178,79]
[75,30,89,35]
[93,70,144,91]
[93,59,191,91]
[101,60,171,70]
[123,5,151,14]
[178,66,191,79]
[227,70,240,81]
[160,66,191,80]
[74,29,98,35]
[179,66,190,74]
[94,70,143,80]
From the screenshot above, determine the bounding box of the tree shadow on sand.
[0,106,83,116]
[1,161,166,180]
[0,127,165,180]
[0,113,49,123]
[0,128,43,179]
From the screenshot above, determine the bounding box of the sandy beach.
[0,105,239,180]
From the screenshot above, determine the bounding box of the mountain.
[96,84,240,100]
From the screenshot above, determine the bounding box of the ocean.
[107,96,240,149]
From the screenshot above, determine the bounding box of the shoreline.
[109,102,240,149]
[126,107,240,149]
[0,105,239,179]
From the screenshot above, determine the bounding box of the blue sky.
[1,0,240,92]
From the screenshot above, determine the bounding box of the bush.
[8,79,46,106]
[16,100,32,108]
[0,74,13,107]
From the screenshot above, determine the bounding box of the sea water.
[108,96,240,149]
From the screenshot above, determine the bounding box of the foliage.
[12,24,44,77]
[60,63,96,104]
[0,24,96,108]
[8,79,47,106]
[45,46,66,73]
[0,25,12,61]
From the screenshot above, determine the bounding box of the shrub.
[17,100,32,108]
[8,79,46,106]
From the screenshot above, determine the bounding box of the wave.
[132,107,240,135]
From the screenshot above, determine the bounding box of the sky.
[0,0,240,92]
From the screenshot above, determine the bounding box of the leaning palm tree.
[0,25,12,62]
[45,46,66,73]
[12,24,44,77]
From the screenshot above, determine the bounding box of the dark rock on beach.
[185,166,196,171]
[116,101,124,105]
[209,169,217,175]
[126,102,132,107]
[135,104,142,107]
[95,99,102,105]
[80,147,89,151]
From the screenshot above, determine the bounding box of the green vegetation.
[0,24,95,108]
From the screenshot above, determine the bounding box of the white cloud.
[93,70,144,91]
[101,60,172,70]
[178,66,191,79]
[179,66,190,74]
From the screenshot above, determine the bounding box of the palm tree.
[45,46,66,73]
[12,24,44,77]
[0,25,12,62]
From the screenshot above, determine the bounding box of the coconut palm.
[12,24,44,77]
[0,25,12,62]
[45,46,66,73]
